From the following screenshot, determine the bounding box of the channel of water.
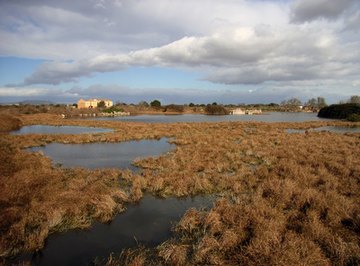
[286,126,360,134]
[15,194,214,266]
[11,125,113,135]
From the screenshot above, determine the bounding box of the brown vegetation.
[0,112,359,265]
[0,115,22,132]
[204,104,229,115]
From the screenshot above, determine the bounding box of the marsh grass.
[0,112,359,265]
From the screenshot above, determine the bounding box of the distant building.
[231,108,246,115]
[77,99,113,109]
[245,109,262,115]
[230,108,262,115]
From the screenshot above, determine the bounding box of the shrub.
[346,113,360,122]
[205,104,229,115]
[164,104,184,113]
[318,103,360,119]
[102,106,124,113]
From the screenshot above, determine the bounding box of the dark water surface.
[286,126,360,134]
[91,112,328,123]
[29,138,174,170]
[16,194,214,266]
[12,125,112,135]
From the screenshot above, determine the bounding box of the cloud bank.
[1,0,360,102]
[23,25,360,86]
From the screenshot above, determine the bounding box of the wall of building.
[77,99,113,109]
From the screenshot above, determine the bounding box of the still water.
[92,112,327,123]
[29,138,174,170]
[16,194,214,266]
[12,125,112,135]
[286,126,360,134]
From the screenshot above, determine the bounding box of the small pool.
[11,125,112,135]
[286,126,360,134]
[15,194,214,266]
[91,112,328,123]
[29,138,174,170]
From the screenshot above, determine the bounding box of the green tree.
[150,99,161,108]
[97,101,105,108]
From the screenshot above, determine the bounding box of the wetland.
[0,112,359,265]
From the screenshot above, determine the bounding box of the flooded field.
[15,194,214,266]
[286,126,360,134]
[29,138,174,170]
[11,125,112,135]
[91,112,327,123]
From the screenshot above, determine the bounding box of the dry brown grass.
[0,114,22,132]
[0,112,359,265]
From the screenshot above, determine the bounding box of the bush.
[346,113,360,122]
[164,104,184,113]
[318,103,360,119]
[102,106,124,113]
[205,104,229,115]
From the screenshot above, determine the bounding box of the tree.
[317,97,327,109]
[349,95,360,104]
[189,103,195,107]
[138,101,149,107]
[150,99,161,108]
[286,98,301,106]
[306,98,317,108]
[97,101,105,108]
[318,103,360,119]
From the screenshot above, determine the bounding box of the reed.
[0,111,359,264]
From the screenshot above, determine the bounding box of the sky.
[0,0,359,104]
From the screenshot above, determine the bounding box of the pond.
[29,138,174,171]
[286,126,360,134]
[15,194,214,266]
[91,112,328,123]
[11,125,112,135]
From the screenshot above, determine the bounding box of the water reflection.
[29,138,174,170]
[91,112,327,123]
[12,125,112,135]
[16,194,214,266]
[286,126,360,134]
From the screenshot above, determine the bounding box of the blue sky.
[1,0,359,104]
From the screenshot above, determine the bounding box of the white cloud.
[1,82,356,105]
[22,24,360,86]
[0,0,288,60]
[1,0,360,101]
[0,87,49,97]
